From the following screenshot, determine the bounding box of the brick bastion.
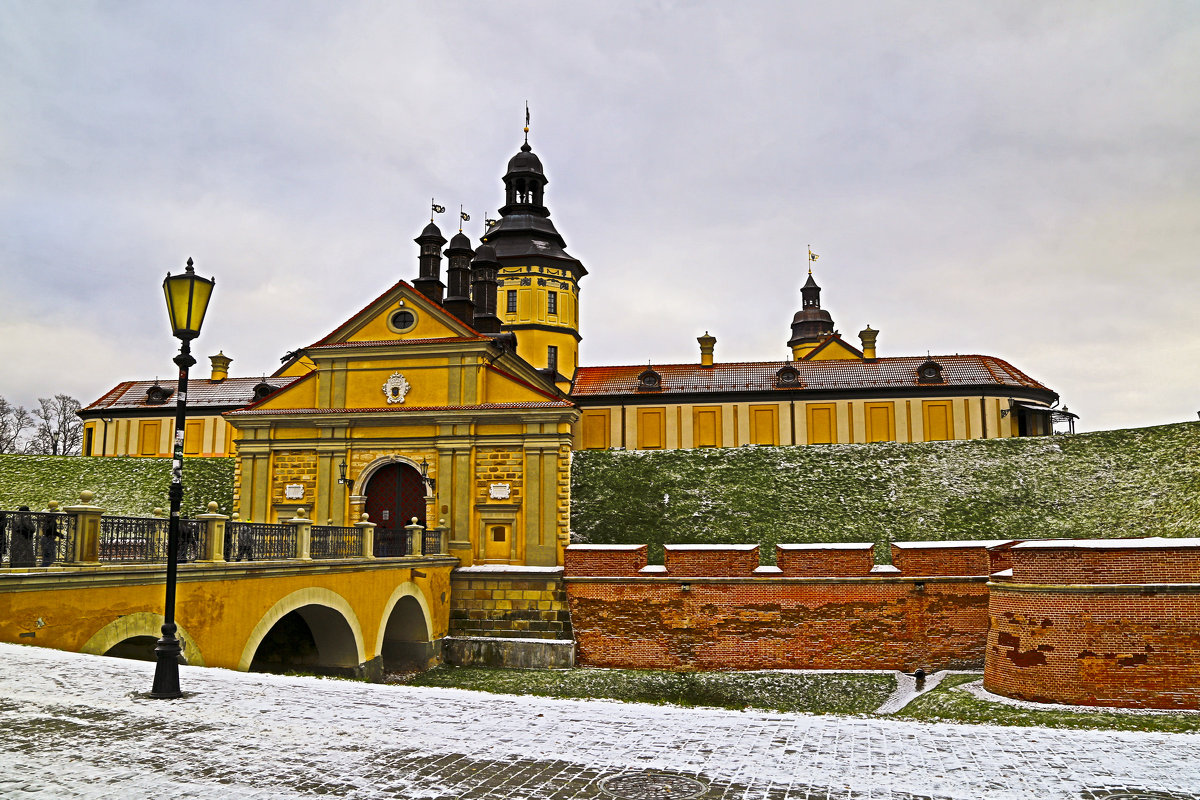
[564,538,1200,709]
[986,537,1200,710]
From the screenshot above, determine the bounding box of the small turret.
[443,231,475,325]
[859,326,878,360]
[413,221,447,303]
[788,272,835,359]
[470,242,502,333]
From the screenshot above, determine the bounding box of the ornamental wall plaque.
[383,372,411,404]
[489,483,511,500]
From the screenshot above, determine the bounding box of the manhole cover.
[599,772,708,799]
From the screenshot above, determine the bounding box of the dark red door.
[364,463,426,557]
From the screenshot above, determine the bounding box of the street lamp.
[150,257,214,699]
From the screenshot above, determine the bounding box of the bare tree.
[0,396,33,453]
[28,394,83,455]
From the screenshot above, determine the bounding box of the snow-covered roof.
[778,542,874,550]
[665,543,759,551]
[891,540,1013,549]
[1013,537,1200,550]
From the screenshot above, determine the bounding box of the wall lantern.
[420,458,436,494]
[338,459,352,488]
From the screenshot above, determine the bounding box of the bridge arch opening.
[249,604,360,677]
[239,588,367,677]
[103,635,158,662]
[377,582,437,673]
[81,612,205,666]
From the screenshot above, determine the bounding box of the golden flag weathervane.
[808,245,819,274]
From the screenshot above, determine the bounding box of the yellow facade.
[82,414,237,457]
[572,394,1042,450]
[497,263,581,392]
[226,282,576,568]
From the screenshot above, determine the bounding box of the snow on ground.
[2,643,1199,799]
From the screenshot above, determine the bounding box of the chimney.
[859,326,878,360]
[697,331,716,367]
[209,351,232,382]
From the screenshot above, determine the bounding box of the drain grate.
[599,771,709,799]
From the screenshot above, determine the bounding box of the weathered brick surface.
[664,545,759,577]
[564,545,647,577]
[985,585,1200,709]
[776,544,874,577]
[450,575,573,640]
[566,578,989,671]
[1010,545,1200,584]
[890,544,997,576]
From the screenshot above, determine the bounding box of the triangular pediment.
[316,281,479,346]
[803,335,864,361]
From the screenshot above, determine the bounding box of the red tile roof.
[572,355,1053,397]
[307,336,490,350]
[226,401,574,416]
[81,376,303,413]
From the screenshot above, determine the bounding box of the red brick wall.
[890,545,994,576]
[1010,546,1200,585]
[563,546,647,577]
[776,545,875,577]
[985,585,1200,709]
[664,546,759,577]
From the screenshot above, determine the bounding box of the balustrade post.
[64,490,103,564]
[405,516,424,557]
[197,502,229,563]
[357,513,376,559]
[291,507,313,561]
[150,506,168,560]
[439,518,448,556]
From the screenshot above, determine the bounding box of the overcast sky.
[1,2,1197,433]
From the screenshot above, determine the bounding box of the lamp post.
[150,257,214,699]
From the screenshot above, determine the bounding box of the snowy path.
[1,643,1198,799]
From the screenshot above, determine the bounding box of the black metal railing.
[423,527,443,556]
[226,522,296,561]
[310,526,361,559]
[373,528,409,558]
[97,516,206,563]
[0,511,75,567]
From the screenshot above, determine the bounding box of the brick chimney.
[697,331,716,367]
[209,351,232,382]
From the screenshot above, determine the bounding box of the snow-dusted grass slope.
[571,422,1200,564]
[0,454,235,517]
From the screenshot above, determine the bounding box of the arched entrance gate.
[364,462,427,557]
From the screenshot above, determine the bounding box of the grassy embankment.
[571,422,1200,563]
[0,454,235,517]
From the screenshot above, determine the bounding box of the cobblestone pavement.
[2,644,1199,799]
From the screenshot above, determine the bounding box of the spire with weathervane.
[788,246,836,358]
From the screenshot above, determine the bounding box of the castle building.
[80,130,1073,545]
[571,268,1071,451]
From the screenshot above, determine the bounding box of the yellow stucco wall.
[573,395,1021,450]
[0,561,454,672]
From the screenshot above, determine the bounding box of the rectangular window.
[580,410,610,449]
[547,290,558,315]
[693,406,722,448]
[923,400,954,441]
[636,408,666,450]
[807,403,837,444]
[506,290,517,314]
[547,345,558,373]
[865,403,895,443]
[184,420,204,455]
[138,421,160,456]
[750,405,778,445]
[84,426,95,456]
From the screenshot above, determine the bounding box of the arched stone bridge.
[0,556,455,678]
[0,502,455,678]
